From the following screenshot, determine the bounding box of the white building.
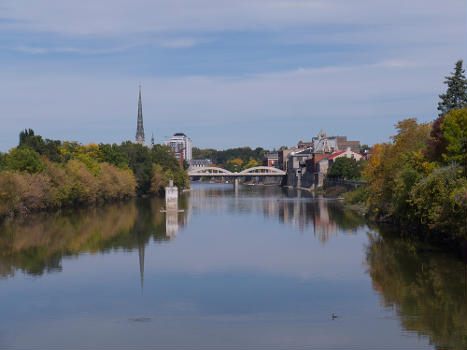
[189,159,212,168]
[163,133,192,161]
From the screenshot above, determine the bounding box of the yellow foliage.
[0,158,137,217]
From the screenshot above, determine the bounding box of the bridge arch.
[188,166,234,176]
[238,166,286,175]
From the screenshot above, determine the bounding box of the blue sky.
[0,0,466,151]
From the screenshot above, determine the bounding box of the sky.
[0,0,466,152]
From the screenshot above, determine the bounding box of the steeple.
[151,133,154,148]
[135,85,145,146]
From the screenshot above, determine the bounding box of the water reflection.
[0,196,189,279]
[0,184,366,279]
[188,184,366,243]
[365,228,466,350]
[0,183,464,349]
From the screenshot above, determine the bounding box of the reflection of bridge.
[188,166,286,177]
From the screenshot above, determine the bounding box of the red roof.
[327,150,346,160]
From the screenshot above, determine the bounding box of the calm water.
[0,183,465,349]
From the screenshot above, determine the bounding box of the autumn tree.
[225,158,243,172]
[243,158,260,170]
[364,119,431,222]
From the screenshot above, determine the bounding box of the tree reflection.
[0,195,189,278]
[365,228,466,350]
[0,184,368,279]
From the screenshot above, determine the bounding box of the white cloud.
[10,45,135,54]
[0,58,451,150]
[159,38,210,49]
[1,0,464,38]
[0,0,465,149]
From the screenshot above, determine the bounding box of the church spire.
[135,85,145,146]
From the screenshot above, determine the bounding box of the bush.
[343,186,368,204]
[409,165,467,239]
[324,185,347,198]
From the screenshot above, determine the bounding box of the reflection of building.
[138,241,145,293]
[312,200,339,244]
[186,184,362,244]
[163,133,192,161]
[165,210,179,239]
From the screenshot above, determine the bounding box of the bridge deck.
[188,166,286,177]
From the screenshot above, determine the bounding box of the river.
[0,183,465,349]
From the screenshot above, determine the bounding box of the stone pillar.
[165,179,178,210]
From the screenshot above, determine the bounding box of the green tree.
[192,146,269,167]
[438,60,467,116]
[98,143,129,169]
[441,108,467,169]
[6,147,45,173]
[19,129,63,162]
[409,165,466,238]
[327,157,364,180]
[225,158,243,172]
[0,152,6,170]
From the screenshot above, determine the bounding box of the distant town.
[134,85,368,191]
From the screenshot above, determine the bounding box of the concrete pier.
[165,180,178,210]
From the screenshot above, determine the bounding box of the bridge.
[188,166,286,177]
[188,166,286,189]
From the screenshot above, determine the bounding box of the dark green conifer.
[437,60,467,116]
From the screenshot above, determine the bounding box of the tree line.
[0,131,188,217]
[345,60,467,248]
[192,146,268,171]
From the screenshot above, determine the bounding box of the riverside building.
[163,133,192,162]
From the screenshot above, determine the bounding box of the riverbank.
[340,184,466,256]
[0,130,189,219]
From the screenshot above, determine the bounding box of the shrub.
[343,186,368,204]
[409,165,467,239]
